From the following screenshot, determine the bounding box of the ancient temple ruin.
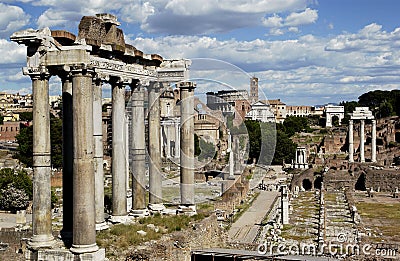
[11,13,195,260]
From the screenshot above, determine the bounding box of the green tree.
[0,168,32,200]
[0,185,29,212]
[19,111,33,122]
[272,130,297,164]
[282,116,310,136]
[340,100,359,124]
[15,125,33,167]
[15,114,63,168]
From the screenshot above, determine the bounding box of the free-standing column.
[111,78,128,218]
[70,67,98,254]
[148,82,162,204]
[175,121,180,159]
[131,84,146,210]
[372,119,377,162]
[61,72,73,243]
[93,77,107,230]
[179,82,196,205]
[348,119,354,163]
[360,119,365,163]
[228,131,234,178]
[29,67,54,249]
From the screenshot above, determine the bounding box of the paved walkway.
[228,190,279,243]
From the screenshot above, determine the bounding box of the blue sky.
[1,0,400,105]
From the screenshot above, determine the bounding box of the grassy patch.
[96,213,206,251]
[356,202,400,241]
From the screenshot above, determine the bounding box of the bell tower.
[250,76,258,104]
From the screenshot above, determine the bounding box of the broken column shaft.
[179,82,196,205]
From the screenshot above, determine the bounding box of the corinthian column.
[179,82,196,205]
[348,119,354,163]
[148,82,163,205]
[70,66,98,254]
[29,66,55,249]
[130,83,146,210]
[360,119,365,163]
[372,119,377,163]
[111,78,128,220]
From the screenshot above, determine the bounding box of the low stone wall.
[119,214,227,261]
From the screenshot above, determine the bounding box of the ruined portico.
[348,107,376,163]
[11,13,162,260]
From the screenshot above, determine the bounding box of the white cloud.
[25,0,315,35]
[0,39,26,64]
[0,3,31,38]
[128,23,400,105]
[285,8,318,27]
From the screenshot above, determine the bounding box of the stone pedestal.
[179,82,196,205]
[26,248,106,261]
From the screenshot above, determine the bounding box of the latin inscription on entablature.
[90,57,157,77]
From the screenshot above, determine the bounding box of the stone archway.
[302,179,313,191]
[355,173,366,191]
[314,176,323,190]
[332,115,339,127]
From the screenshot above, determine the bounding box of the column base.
[148,203,166,214]
[177,205,197,216]
[26,247,106,261]
[129,208,150,218]
[28,235,55,250]
[95,221,109,231]
[70,243,99,254]
[109,215,132,224]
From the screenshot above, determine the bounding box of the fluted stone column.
[70,67,98,254]
[179,82,196,205]
[175,121,180,159]
[372,119,377,163]
[61,72,73,243]
[130,85,146,210]
[93,77,107,230]
[111,79,128,219]
[29,67,55,249]
[360,119,365,163]
[228,131,234,178]
[349,119,354,163]
[148,82,163,204]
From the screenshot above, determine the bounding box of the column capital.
[147,81,160,92]
[177,81,196,91]
[70,64,94,76]
[23,66,50,80]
